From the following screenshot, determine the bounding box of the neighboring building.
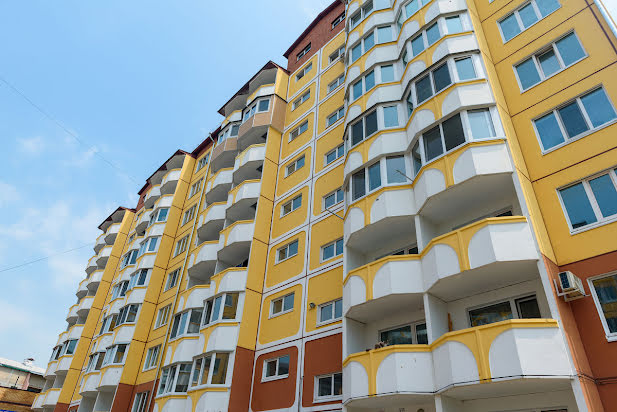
[0,358,45,412]
[32,0,617,411]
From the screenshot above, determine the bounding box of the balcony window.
[325,144,344,166]
[315,372,342,401]
[102,343,128,366]
[410,14,465,58]
[326,107,345,127]
[138,236,159,256]
[468,295,540,327]
[111,280,129,300]
[182,205,196,226]
[318,299,342,325]
[170,308,203,339]
[61,339,78,356]
[423,113,465,161]
[174,235,189,257]
[143,345,160,371]
[350,155,409,202]
[155,305,171,328]
[533,87,617,151]
[499,0,560,42]
[329,46,345,64]
[120,249,138,268]
[117,304,140,326]
[158,363,192,395]
[396,0,431,32]
[350,110,378,146]
[271,292,295,317]
[203,293,239,326]
[99,315,116,335]
[285,155,305,176]
[196,153,209,172]
[327,74,345,94]
[321,238,343,261]
[380,321,427,345]
[164,268,180,291]
[190,352,230,387]
[132,392,150,412]
[85,351,104,373]
[281,194,302,217]
[559,168,617,231]
[323,188,344,210]
[292,90,310,110]
[262,355,290,381]
[386,156,407,184]
[383,105,399,128]
[277,239,299,263]
[149,207,169,226]
[590,273,617,339]
[296,62,312,81]
[381,64,395,82]
[515,32,586,91]
[426,22,441,45]
[218,123,240,142]
[129,269,149,289]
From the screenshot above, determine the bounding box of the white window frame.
[189,179,203,198]
[466,294,540,328]
[261,354,290,382]
[174,236,189,257]
[285,155,305,177]
[588,271,617,342]
[292,90,310,111]
[117,304,140,326]
[324,144,345,166]
[276,239,299,263]
[102,343,129,366]
[169,308,203,340]
[182,205,196,226]
[323,188,344,211]
[326,107,345,128]
[131,391,150,412]
[143,345,160,371]
[348,0,374,31]
[556,167,617,233]
[317,298,343,326]
[289,120,309,142]
[314,372,343,402]
[497,0,561,43]
[189,352,231,388]
[155,305,171,329]
[329,46,345,65]
[202,292,240,327]
[165,269,180,291]
[378,320,427,345]
[270,292,295,318]
[296,43,311,61]
[331,12,345,30]
[281,194,302,217]
[157,362,193,395]
[327,74,345,94]
[296,62,313,81]
[195,153,209,172]
[321,238,343,262]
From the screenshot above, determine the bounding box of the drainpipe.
[143,133,214,412]
[594,0,617,40]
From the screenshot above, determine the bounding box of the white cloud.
[0,181,20,207]
[17,136,45,156]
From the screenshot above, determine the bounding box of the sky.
[1,0,617,370]
[0,0,332,368]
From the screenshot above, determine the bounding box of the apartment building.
[32,0,617,411]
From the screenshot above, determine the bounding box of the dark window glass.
[442,114,465,151]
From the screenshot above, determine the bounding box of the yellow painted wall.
[305,266,343,333]
[271,186,310,239]
[265,231,307,288]
[313,165,344,217]
[285,83,317,127]
[276,147,312,197]
[309,215,343,271]
[288,54,318,99]
[280,112,314,161]
[258,284,303,345]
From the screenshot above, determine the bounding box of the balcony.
[80,372,100,396]
[206,168,233,203]
[188,241,219,284]
[211,137,238,173]
[217,220,254,266]
[76,278,88,299]
[68,324,84,340]
[344,217,539,321]
[44,361,58,378]
[98,365,123,390]
[85,255,98,275]
[32,392,44,410]
[233,144,265,184]
[226,180,260,223]
[237,93,285,151]
[86,270,103,295]
[104,222,121,245]
[56,354,73,374]
[144,184,161,209]
[96,245,112,268]
[343,320,572,408]
[160,168,181,195]
[77,296,94,317]
[41,388,60,408]
[66,304,78,324]
[94,234,106,254]
[196,202,226,242]
[135,209,151,235]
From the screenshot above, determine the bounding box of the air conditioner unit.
[555,271,586,301]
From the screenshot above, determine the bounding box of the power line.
[0,242,94,273]
[0,73,139,184]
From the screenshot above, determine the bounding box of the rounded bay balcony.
[41,388,60,408]
[344,217,539,320]
[86,270,103,294]
[217,220,254,266]
[96,245,112,268]
[98,365,122,391]
[55,354,73,374]
[94,234,106,254]
[85,255,98,275]
[343,319,572,408]
[135,209,152,235]
[66,304,78,324]
[76,278,88,300]
[144,184,161,209]
[80,372,100,396]
[226,180,260,223]
[32,392,45,410]
[76,295,94,317]
[196,202,226,242]
[233,144,265,184]
[206,168,233,204]
[211,137,238,173]
[160,168,181,195]
[187,241,219,285]
[104,222,121,245]
[44,361,58,378]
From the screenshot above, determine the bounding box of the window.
[149,207,169,226]
[423,113,465,161]
[129,269,148,289]
[296,62,312,81]
[397,0,431,32]
[414,62,452,104]
[386,156,407,184]
[120,249,138,268]
[329,46,345,66]
[352,169,366,200]
[325,144,345,166]
[380,322,428,345]
[85,351,104,373]
[165,268,180,291]
[455,57,477,81]
[321,238,343,261]
[332,12,345,29]
[189,179,203,198]
[217,122,239,142]
[102,343,128,366]
[499,0,560,42]
[318,299,342,325]
[468,109,496,139]
[202,293,239,326]
[271,293,295,316]
[111,280,129,300]
[289,120,309,141]
[174,236,189,257]
[286,155,305,176]
[258,98,270,112]
[296,43,311,61]
[99,315,116,335]
[590,272,617,340]
[292,90,310,110]
[533,87,616,151]
[352,70,376,101]
[128,233,135,244]
[170,308,203,339]
[383,105,399,127]
[155,305,171,328]
[182,205,196,226]
[262,355,290,381]
[281,194,302,216]
[410,14,464,57]
[327,107,345,127]
[349,110,378,146]
[350,156,408,201]
[381,64,394,82]
[368,162,381,191]
[158,363,192,395]
[117,304,140,326]
[190,352,230,387]
[138,236,159,256]
[62,339,78,356]
[468,295,541,327]
[131,391,150,412]
[196,153,209,172]
[315,372,342,401]
[143,345,160,371]
[558,168,617,231]
[323,188,344,210]
[515,32,586,91]
[277,240,299,262]
[327,74,345,93]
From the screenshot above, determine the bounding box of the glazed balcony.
[144,184,161,209]
[76,295,94,317]
[344,217,539,321]
[196,202,226,242]
[211,137,238,173]
[96,245,112,268]
[188,240,219,284]
[160,168,181,195]
[85,255,98,275]
[237,91,285,151]
[206,168,233,204]
[217,220,254,266]
[226,180,260,223]
[135,209,152,235]
[41,388,60,408]
[233,143,265,184]
[343,320,572,408]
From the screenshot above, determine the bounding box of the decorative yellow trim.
[235,143,266,166]
[207,167,233,187]
[221,110,241,128]
[228,179,261,204]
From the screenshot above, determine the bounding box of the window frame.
[276,239,299,263]
[143,345,160,371]
[189,178,203,198]
[324,144,345,166]
[326,106,345,128]
[280,194,302,217]
[497,0,561,43]
[261,354,291,382]
[157,362,193,395]
[165,268,180,291]
[327,74,345,94]
[289,120,309,142]
[195,153,209,172]
[321,238,343,262]
[131,391,150,412]
[296,43,312,61]
[317,298,343,326]
[285,154,306,177]
[332,12,345,30]
[292,90,311,111]
[270,292,295,318]
[174,236,189,257]
[202,292,240,327]
[296,62,313,81]
[155,305,171,329]
[466,294,540,328]
[328,46,345,64]
[588,271,617,341]
[169,308,203,340]
[378,320,427,345]
[102,343,129,366]
[323,188,344,210]
[314,372,343,402]
[189,352,231,388]
[182,205,196,226]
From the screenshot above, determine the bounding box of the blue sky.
[0,0,332,368]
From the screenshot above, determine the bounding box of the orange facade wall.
[302,333,342,408]
[251,346,298,411]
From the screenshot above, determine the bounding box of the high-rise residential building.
[32,0,617,411]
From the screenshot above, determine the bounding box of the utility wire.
[0,242,94,273]
[0,74,139,184]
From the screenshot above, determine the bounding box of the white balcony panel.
[76,279,88,299]
[66,304,78,322]
[77,296,94,315]
[188,241,219,283]
[193,392,230,412]
[96,245,112,267]
[68,325,84,341]
[217,268,248,294]
[98,366,122,390]
[170,336,204,364]
[85,256,98,275]
[56,355,73,374]
[45,362,58,378]
[159,398,192,412]
[86,270,103,293]
[184,285,213,309]
[32,393,44,410]
[233,144,265,184]
[109,298,124,316]
[206,169,233,203]
[113,324,135,343]
[80,373,100,396]
[160,169,181,195]
[135,209,152,233]
[155,194,173,209]
[197,203,226,242]
[205,325,239,353]
[56,331,68,346]
[137,253,156,270]
[94,234,106,254]
[125,288,146,305]
[42,388,60,407]
[95,334,114,353]
[144,185,161,209]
